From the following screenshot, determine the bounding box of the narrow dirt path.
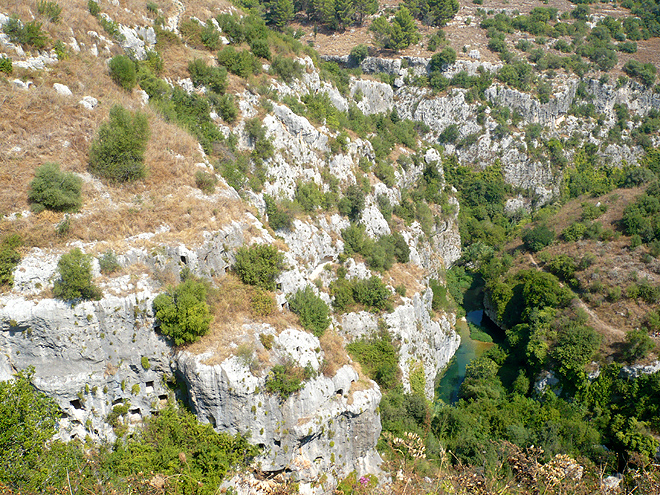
[527,254,626,342]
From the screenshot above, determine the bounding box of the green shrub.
[98,250,120,274]
[269,56,304,83]
[152,279,212,345]
[623,59,657,87]
[352,276,392,311]
[0,368,61,489]
[108,55,137,90]
[53,249,102,302]
[27,163,82,213]
[37,1,62,23]
[89,105,149,183]
[0,56,12,75]
[109,406,259,490]
[265,361,312,399]
[187,58,228,94]
[295,182,323,212]
[217,46,260,78]
[195,170,217,194]
[338,184,365,222]
[249,38,271,60]
[233,244,284,291]
[212,93,238,122]
[522,224,555,252]
[0,235,21,288]
[140,356,150,369]
[349,44,369,64]
[288,286,330,337]
[264,195,293,231]
[429,47,457,71]
[430,279,448,312]
[88,0,100,16]
[346,326,399,389]
[2,17,49,49]
[200,21,220,50]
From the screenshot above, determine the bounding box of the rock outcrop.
[176,327,383,491]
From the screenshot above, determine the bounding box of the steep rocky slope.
[1,0,660,491]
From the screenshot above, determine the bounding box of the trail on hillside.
[528,254,626,342]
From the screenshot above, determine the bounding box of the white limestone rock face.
[350,79,394,115]
[339,291,460,401]
[176,328,383,488]
[53,83,72,96]
[385,290,460,399]
[0,293,172,442]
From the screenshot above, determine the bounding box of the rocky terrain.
[1,0,660,492]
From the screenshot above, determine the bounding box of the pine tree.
[389,6,419,50]
[354,0,378,25]
[272,0,294,28]
[335,0,355,29]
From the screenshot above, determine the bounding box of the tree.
[108,55,137,90]
[429,46,456,71]
[28,163,82,213]
[233,244,284,291]
[522,224,555,252]
[390,7,420,50]
[354,0,378,25]
[270,0,294,29]
[153,279,212,346]
[371,7,420,51]
[53,248,101,302]
[622,329,655,363]
[288,286,330,337]
[88,105,149,183]
[0,234,21,287]
[0,368,61,489]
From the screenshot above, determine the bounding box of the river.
[434,309,494,405]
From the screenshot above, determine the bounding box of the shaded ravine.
[434,310,494,405]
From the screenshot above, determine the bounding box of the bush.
[622,329,655,362]
[0,56,11,74]
[98,250,120,274]
[265,361,312,399]
[195,170,217,194]
[37,1,62,23]
[251,289,275,316]
[249,38,271,60]
[234,244,284,291]
[429,47,457,71]
[187,58,228,94]
[88,0,100,16]
[0,235,21,287]
[89,106,149,183]
[522,224,555,252]
[352,276,392,311]
[53,249,102,302]
[2,17,49,49]
[213,93,238,122]
[110,406,259,491]
[0,368,61,489]
[264,195,292,231]
[288,286,330,337]
[108,55,137,90]
[27,163,82,213]
[152,279,212,345]
[350,44,369,64]
[269,56,304,83]
[346,327,399,389]
[217,47,260,78]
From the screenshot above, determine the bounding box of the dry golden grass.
[319,329,350,377]
[186,273,300,363]
[384,262,425,296]
[0,43,255,248]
